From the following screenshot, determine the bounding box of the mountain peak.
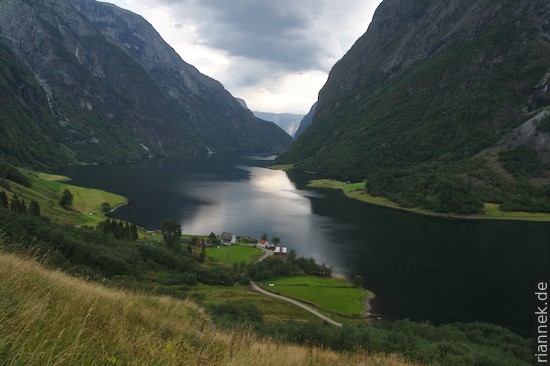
[0,0,291,168]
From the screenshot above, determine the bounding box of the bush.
[208,302,263,327]
[499,145,542,178]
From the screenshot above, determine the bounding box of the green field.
[187,284,325,324]
[206,244,263,265]
[308,179,550,222]
[4,171,127,226]
[259,275,368,317]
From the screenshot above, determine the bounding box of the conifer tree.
[59,189,73,208]
[10,194,19,212]
[29,200,41,216]
[131,223,139,241]
[19,198,27,214]
[0,190,8,208]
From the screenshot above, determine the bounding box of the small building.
[257,239,272,248]
[274,246,288,257]
[220,231,236,245]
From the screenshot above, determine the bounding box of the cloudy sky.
[104,0,383,114]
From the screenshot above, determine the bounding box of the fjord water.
[63,154,549,336]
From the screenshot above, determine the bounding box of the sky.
[103,0,383,114]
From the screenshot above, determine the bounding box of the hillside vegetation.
[0,250,416,366]
[277,0,550,215]
[3,170,127,226]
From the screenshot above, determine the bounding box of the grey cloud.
[168,0,338,70]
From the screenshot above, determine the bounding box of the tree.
[29,200,41,216]
[288,248,297,262]
[271,236,281,245]
[101,202,111,213]
[130,223,138,241]
[208,232,220,246]
[352,275,363,288]
[18,198,27,214]
[0,190,8,208]
[161,219,181,251]
[10,193,19,212]
[59,189,73,208]
[199,239,206,263]
[260,232,268,241]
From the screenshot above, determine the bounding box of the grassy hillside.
[2,170,127,226]
[0,250,415,366]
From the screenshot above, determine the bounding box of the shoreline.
[307,179,550,222]
[106,201,129,215]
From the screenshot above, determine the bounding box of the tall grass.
[0,251,416,365]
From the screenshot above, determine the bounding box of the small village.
[144,229,290,259]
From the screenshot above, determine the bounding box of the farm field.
[259,275,368,316]
[206,244,263,265]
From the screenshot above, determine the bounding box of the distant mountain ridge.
[252,111,303,137]
[278,0,550,214]
[0,0,291,169]
[234,98,303,137]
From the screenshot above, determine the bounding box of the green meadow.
[4,170,127,226]
[206,244,264,265]
[259,275,368,317]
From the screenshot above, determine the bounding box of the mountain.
[277,0,550,214]
[235,98,248,109]
[293,102,317,139]
[234,98,304,137]
[252,111,304,137]
[0,0,291,169]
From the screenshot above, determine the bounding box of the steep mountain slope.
[278,0,550,214]
[71,0,292,154]
[294,102,317,139]
[0,43,76,170]
[0,0,291,169]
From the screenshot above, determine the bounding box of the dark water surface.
[62,154,549,336]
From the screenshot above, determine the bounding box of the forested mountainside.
[0,0,291,170]
[278,0,550,214]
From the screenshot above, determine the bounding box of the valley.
[1,0,549,364]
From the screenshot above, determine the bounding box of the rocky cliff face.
[278,0,550,213]
[0,0,291,168]
[293,102,317,139]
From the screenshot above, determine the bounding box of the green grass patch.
[482,203,550,221]
[308,179,550,221]
[259,275,367,316]
[206,244,263,265]
[187,284,324,324]
[36,172,71,182]
[5,171,127,226]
